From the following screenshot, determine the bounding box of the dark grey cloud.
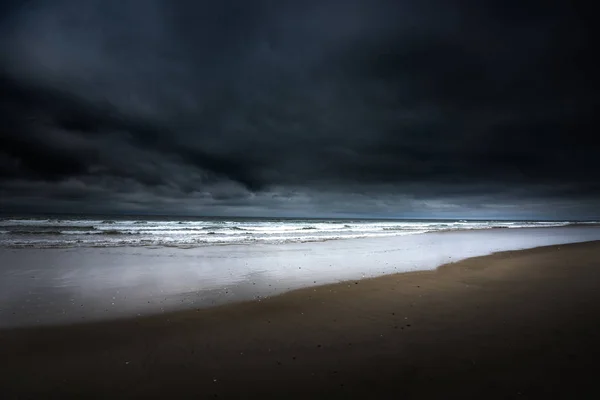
[0,0,598,218]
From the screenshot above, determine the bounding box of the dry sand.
[2,241,600,399]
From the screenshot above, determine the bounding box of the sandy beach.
[2,240,600,399]
[3,226,600,328]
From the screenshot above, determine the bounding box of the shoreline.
[2,225,600,328]
[5,239,598,330]
[2,241,600,398]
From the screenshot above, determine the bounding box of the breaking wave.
[0,216,596,249]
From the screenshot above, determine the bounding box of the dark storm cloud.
[0,0,598,218]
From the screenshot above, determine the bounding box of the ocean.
[0,214,594,249]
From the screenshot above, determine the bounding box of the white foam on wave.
[0,217,593,248]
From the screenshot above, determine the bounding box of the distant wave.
[1,217,596,249]
[201,225,246,231]
[568,221,600,227]
[382,226,423,231]
[102,229,124,235]
[1,225,97,230]
[8,230,66,235]
[6,229,133,236]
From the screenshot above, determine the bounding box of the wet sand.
[2,241,600,399]
[3,226,600,328]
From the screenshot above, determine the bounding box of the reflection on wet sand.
[1,226,600,327]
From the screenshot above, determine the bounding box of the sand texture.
[2,241,600,399]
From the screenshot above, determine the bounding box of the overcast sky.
[0,0,597,219]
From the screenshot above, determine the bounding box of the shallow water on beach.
[1,226,600,328]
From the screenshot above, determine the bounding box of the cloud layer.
[1,0,598,218]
